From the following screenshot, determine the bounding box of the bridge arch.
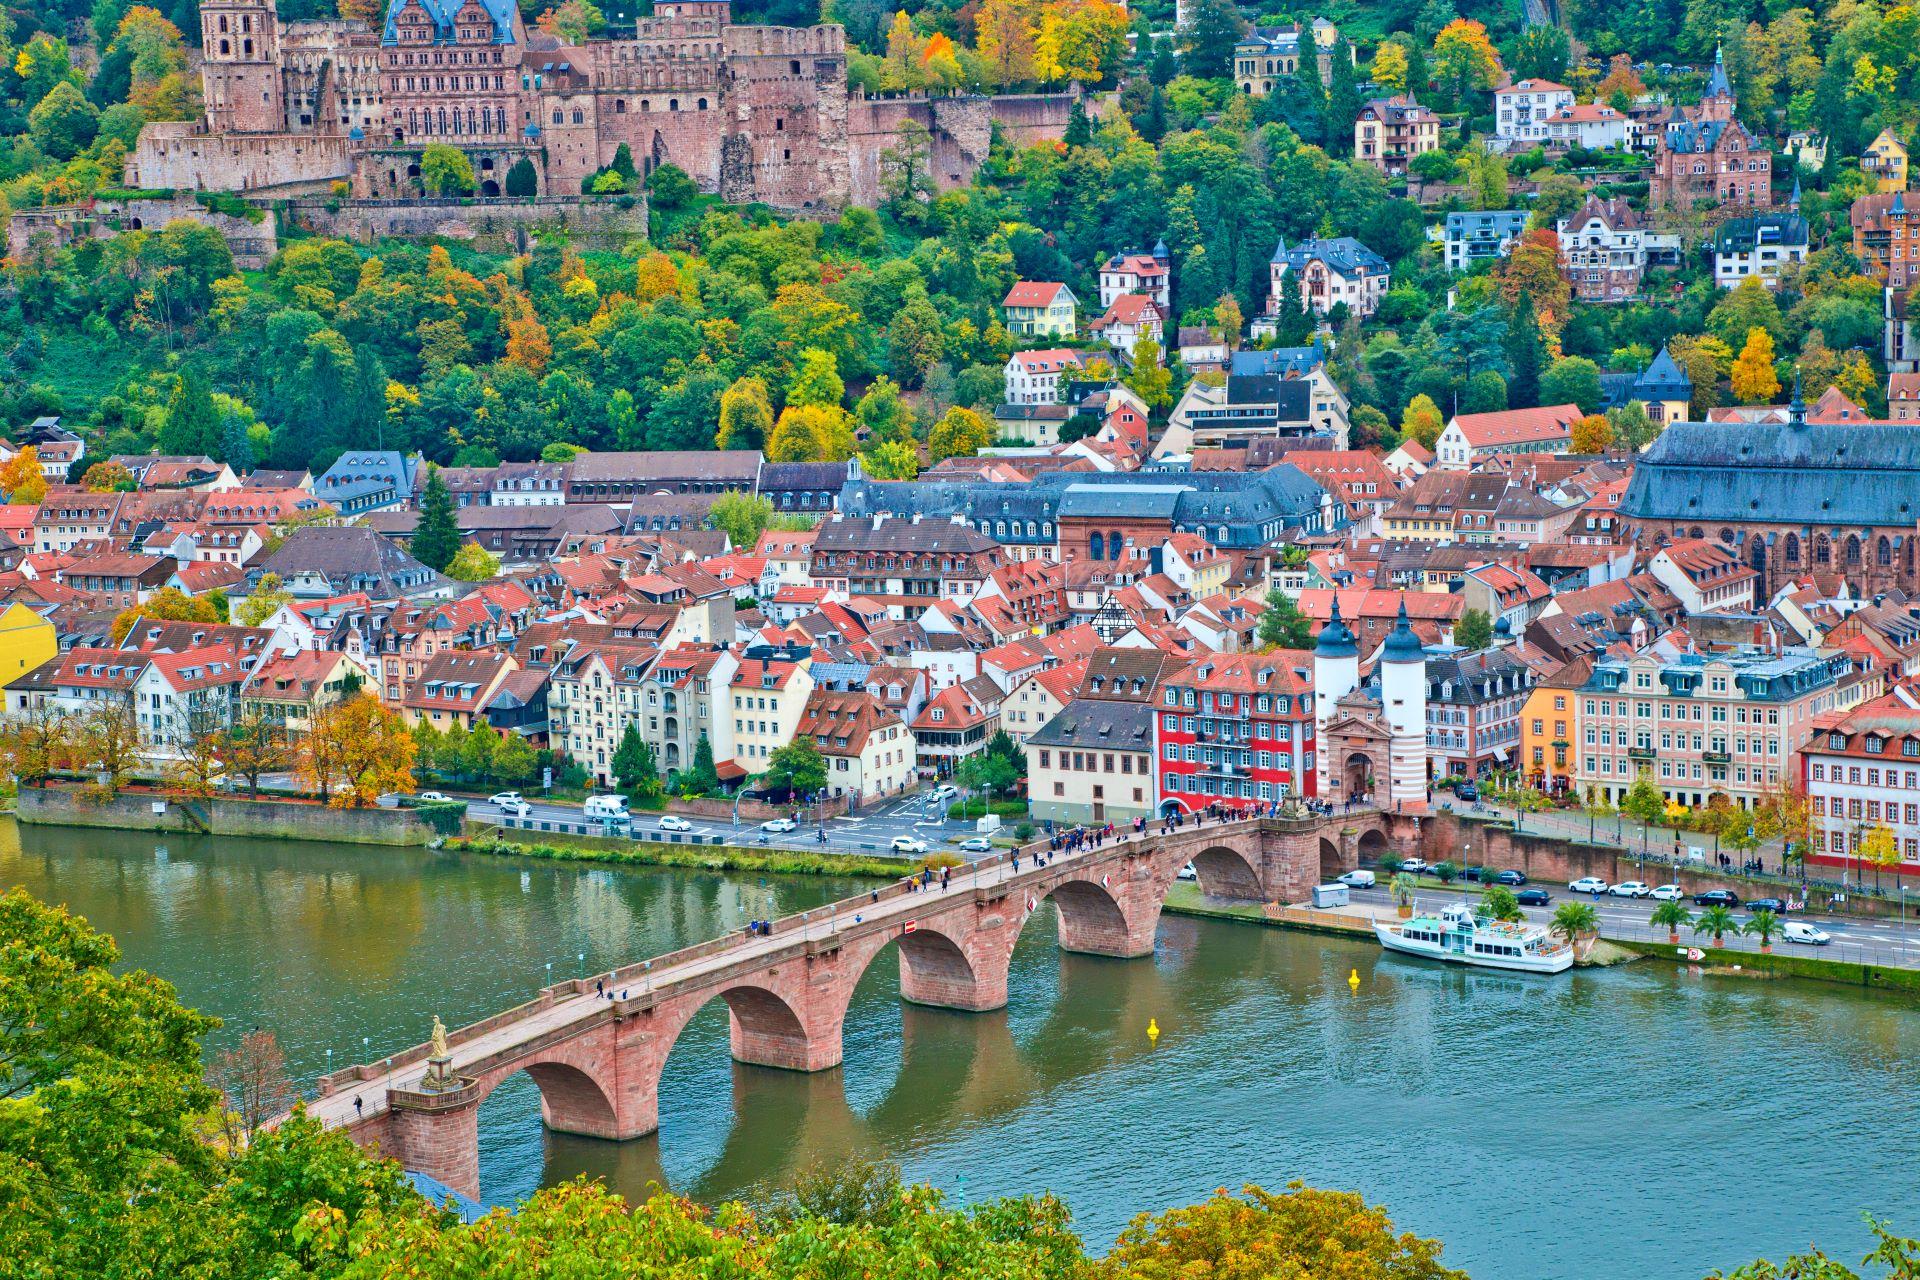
[513,1059,623,1139]
[1189,844,1264,900]
[843,922,1003,1013]
[1039,872,1156,957]
[1319,835,1345,881]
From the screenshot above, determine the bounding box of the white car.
[496,799,531,818]
[1782,920,1832,946]
[1649,884,1685,901]
[1609,881,1652,898]
[930,784,958,800]
[657,815,692,832]
[891,836,929,854]
[417,791,449,803]
[1338,869,1377,889]
[1569,876,1610,895]
[761,818,798,834]
[1400,857,1430,874]
[1177,862,1199,881]
[488,792,523,808]
[959,836,993,852]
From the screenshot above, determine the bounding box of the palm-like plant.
[1743,908,1781,953]
[1390,871,1418,916]
[1551,901,1599,957]
[1692,904,1739,947]
[1650,899,1692,943]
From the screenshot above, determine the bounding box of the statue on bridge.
[431,1015,449,1059]
[420,1015,459,1094]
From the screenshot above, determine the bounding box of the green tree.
[444,542,499,581]
[1107,1183,1467,1280]
[1478,884,1523,922]
[1692,904,1740,948]
[1621,770,1668,849]
[1258,590,1314,649]
[27,80,99,160]
[611,721,662,799]
[505,156,539,197]
[160,366,221,456]
[862,440,921,480]
[707,489,777,549]
[1743,908,1781,952]
[1181,0,1246,77]
[1540,356,1602,414]
[1651,898,1692,942]
[681,731,722,794]
[410,465,461,572]
[1126,337,1173,409]
[787,348,845,409]
[717,376,774,450]
[1551,900,1599,954]
[1455,608,1494,650]
[233,571,293,627]
[763,737,827,799]
[420,143,476,196]
[1505,292,1544,409]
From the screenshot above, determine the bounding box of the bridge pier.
[1051,873,1160,958]
[898,925,1011,1011]
[382,1088,483,1202]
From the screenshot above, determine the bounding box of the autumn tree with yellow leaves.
[300,694,417,807]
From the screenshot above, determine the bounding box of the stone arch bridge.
[304,808,1414,1198]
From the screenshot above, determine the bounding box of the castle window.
[552,109,563,124]
[790,59,801,73]
[775,116,783,130]
[218,14,228,31]
[243,38,253,54]
[242,13,251,30]
[697,97,707,108]
[571,109,583,123]
[615,99,626,113]
[219,38,230,53]
[670,98,679,110]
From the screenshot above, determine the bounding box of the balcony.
[1703,750,1731,765]
[1627,746,1656,761]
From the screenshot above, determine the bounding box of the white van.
[1782,920,1831,946]
[584,795,631,822]
[1338,869,1376,889]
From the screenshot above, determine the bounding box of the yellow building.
[1520,661,1586,796]
[1863,129,1909,194]
[0,601,56,687]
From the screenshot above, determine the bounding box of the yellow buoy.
[1348,968,1361,991]
[1147,1017,1160,1042]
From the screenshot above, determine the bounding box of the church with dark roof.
[1650,47,1772,214]
[1619,379,1920,599]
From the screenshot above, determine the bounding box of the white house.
[1098,245,1172,310]
[1003,349,1085,406]
[1495,78,1574,144]
[1434,404,1581,469]
[1090,294,1168,359]
[1711,211,1810,290]
[1544,102,1631,151]
[1268,236,1391,318]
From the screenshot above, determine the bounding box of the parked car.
[1338,869,1377,889]
[657,815,692,832]
[1746,897,1790,915]
[488,791,524,808]
[1177,862,1198,881]
[891,836,928,854]
[1569,876,1610,895]
[959,836,993,852]
[1649,884,1685,901]
[1400,857,1430,874]
[761,818,798,834]
[496,798,531,818]
[1782,920,1832,946]
[417,791,449,803]
[1609,881,1652,898]
[1493,869,1528,886]
[1693,889,1741,908]
[930,784,958,801]
[1454,782,1479,802]
[1516,888,1552,906]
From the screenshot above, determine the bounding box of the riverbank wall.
[15,787,437,846]
[449,833,916,880]
[1611,939,1920,994]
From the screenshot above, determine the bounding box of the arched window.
[1089,532,1105,561]
[1879,537,1894,567]
[1784,532,1800,564]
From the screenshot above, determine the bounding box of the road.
[459,789,993,858]
[1345,881,1920,968]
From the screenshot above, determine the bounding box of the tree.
[717,376,774,450]
[1729,327,1781,404]
[681,731,722,794]
[1455,608,1494,650]
[1621,771,1668,848]
[928,406,994,462]
[975,0,1039,87]
[160,365,222,457]
[1539,356,1602,414]
[1651,898,1692,943]
[1214,293,1244,345]
[1551,900,1599,957]
[445,542,499,582]
[611,722,662,799]
[862,440,920,480]
[206,1027,294,1148]
[708,490,777,550]
[0,447,49,503]
[302,693,416,807]
[767,404,858,462]
[1181,0,1245,77]
[505,156,539,197]
[787,348,845,409]
[110,586,219,643]
[1431,18,1502,109]
[1125,337,1172,410]
[411,465,460,571]
[232,572,293,627]
[1692,904,1739,947]
[0,703,74,786]
[1859,822,1900,890]
[878,119,935,220]
[220,710,287,797]
[81,460,137,492]
[1505,292,1544,408]
[1569,413,1614,453]
[1107,1183,1467,1280]
[1258,590,1314,649]
[1370,41,1410,91]
[420,143,476,196]
[1401,393,1444,448]
[1743,908,1781,953]
[1510,24,1569,83]
[1478,885,1522,922]
[763,737,826,799]
[28,80,99,160]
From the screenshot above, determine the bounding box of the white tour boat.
[1373,902,1573,974]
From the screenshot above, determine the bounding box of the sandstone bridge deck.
[304,807,1413,1197]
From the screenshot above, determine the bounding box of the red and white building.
[1803,691,1920,870]
[1098,248,1171,310]
[1153,652,1317,815]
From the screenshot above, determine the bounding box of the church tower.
[1379,600,1429,807]
[1698,44,1735,124]
[201,0,284,135]
[1312,595,1359,795]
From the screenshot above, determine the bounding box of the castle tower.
[201,0,285,134]
[1311,595,1358,795]
[1698,44,1735,124]
[1379,600,1429,807]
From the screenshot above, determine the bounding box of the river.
[7,819,1917,1278]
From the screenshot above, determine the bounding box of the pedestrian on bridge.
[353,1096,363,1117]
